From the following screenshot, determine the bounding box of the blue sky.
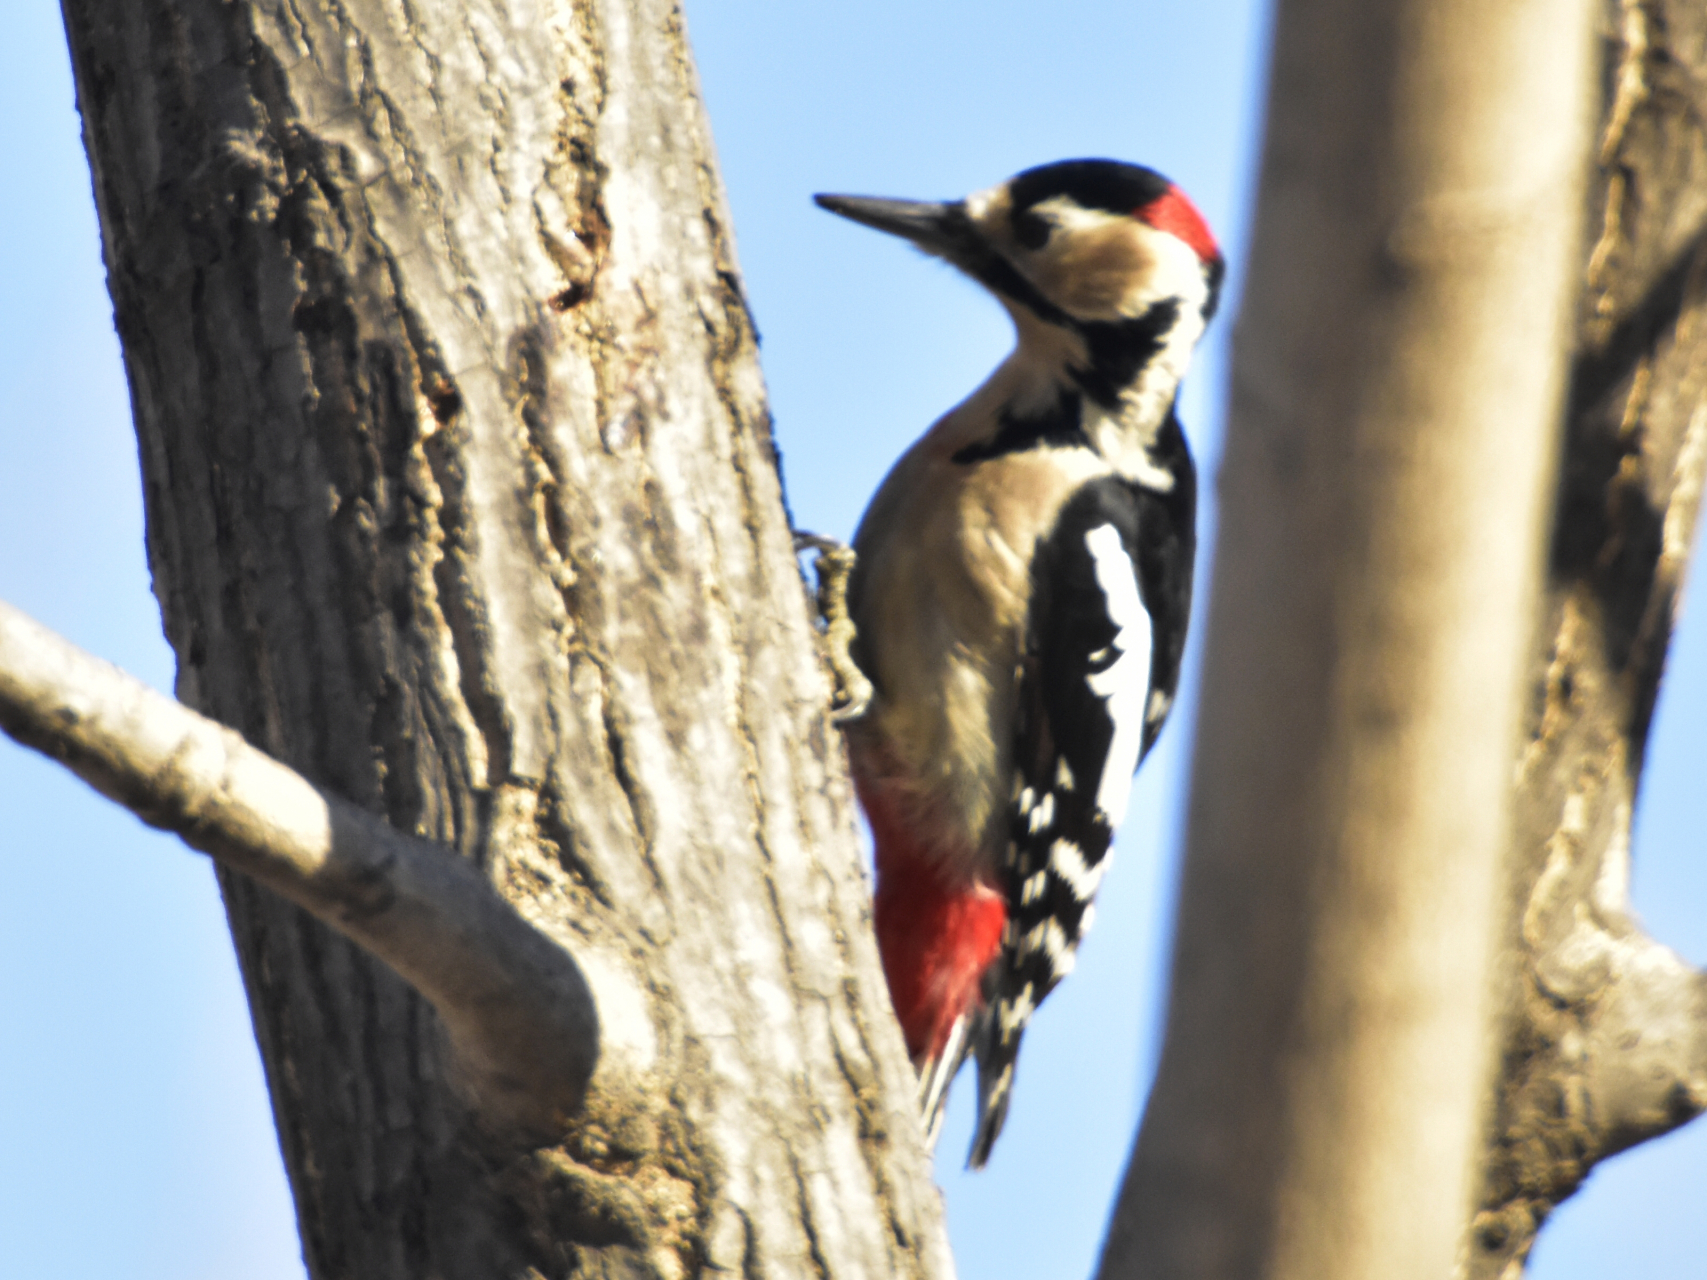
[2,2,1703,1277]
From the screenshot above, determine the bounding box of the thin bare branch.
[0,598,597,1137]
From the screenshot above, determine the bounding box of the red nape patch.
[1136,187,1220,265]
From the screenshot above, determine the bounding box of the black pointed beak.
[813,194,971,257]
[812,190,1069,328]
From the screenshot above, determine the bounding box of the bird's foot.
[793,531,873,723]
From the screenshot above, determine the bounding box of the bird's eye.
[1012,208,1052,251]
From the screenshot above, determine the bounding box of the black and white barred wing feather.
[967,475,1190,1168]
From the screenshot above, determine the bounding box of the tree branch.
[1473,777,1707,1272]
[0,598,597,1137]
[1465,2,1707,1269]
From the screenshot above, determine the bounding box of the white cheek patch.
[1083,523,1153,826]
[1127,227,1210,317]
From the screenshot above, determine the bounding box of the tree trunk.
[1099,0,1604,1275]
[57,1,951,1276]
[1471,0,1707,1272]
[1100,1,1707,1276]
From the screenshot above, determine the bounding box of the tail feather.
[967,1016,1018,1170]
[917,1012,973,1150]
[911,1003,1022,1171]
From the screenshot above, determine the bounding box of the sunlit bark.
[1099,0,1601,1275]
[45,0,953,1274]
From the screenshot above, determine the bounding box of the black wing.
[967,433,1195,1167]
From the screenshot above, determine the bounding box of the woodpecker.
[816,159,1222,1168]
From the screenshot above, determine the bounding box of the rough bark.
[56,0,952,1276]
[1098,0,1600,1276]
[1470,1,1707,1273]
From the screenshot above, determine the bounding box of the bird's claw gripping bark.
[793,531,873,723]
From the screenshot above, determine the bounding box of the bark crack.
[787,1151,833,1280]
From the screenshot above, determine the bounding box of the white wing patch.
[1027,790,1056,834]
[1049,838,1105,901]
[999,982,1037,1040]
[1083,523,1153,826]
[1021,918,1074,978]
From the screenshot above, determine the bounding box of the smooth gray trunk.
[1098,1,1707,1277]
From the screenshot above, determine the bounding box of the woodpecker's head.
[817,160,1222,420]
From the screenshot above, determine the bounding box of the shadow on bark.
[1471,2,1707,1273]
